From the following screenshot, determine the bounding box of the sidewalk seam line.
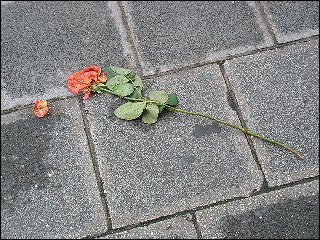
[117,1,143,74]
[2,36,318,114]
[142,35,318,79]
[218,63,269,189]
[251,175,319,196]
[77,96,113,230]
[190,211,203,239]
[255,1,279,46]
[82,175,318,239]
[1,95,77,116]
[194,175,319,211]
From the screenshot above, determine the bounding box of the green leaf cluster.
[104,66,143,99]
[114,89,179,124]
[102,66,179,124]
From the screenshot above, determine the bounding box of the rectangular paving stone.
[262,1,319,43]
[1,1,134,110]
[101,214,197,239]
[84,64,264,228]
[122,1,273,75]
[1,98,107,238]
[224,39,319,186]
[196,180,319,239]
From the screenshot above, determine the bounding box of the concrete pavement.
[1,1,319,238]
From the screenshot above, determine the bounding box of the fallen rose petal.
[82,88,92,100]
[33,99,49,118]
[98,71,107,83]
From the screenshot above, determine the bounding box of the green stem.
[99,87,303,158]
[100,87,158,104]
[166,106,304,158]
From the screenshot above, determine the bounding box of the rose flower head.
[33,99,49,118]
[67,65,107,99]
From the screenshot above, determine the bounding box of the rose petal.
[33,100,49,118]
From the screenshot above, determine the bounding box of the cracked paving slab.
[84,64,264,228]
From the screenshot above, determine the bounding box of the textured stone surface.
[122,1,273,75]
[262,1,319,43]
[1,98,107,238]
[101,215,197,239]
[1,1,133,110]
[85,64,263,227]
[224,39,319,186]
[196,180,319,239]
[1,1,318,238]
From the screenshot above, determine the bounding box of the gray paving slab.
[196,180,319,239]
[122,1,273,75]
[1,98,107,238]
[224,39,319,187]
[262,1,319,43]
[1,1,133,110]
[84,64,264,228]
[101,214,197,239]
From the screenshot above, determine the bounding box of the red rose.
[67,65,107,99]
